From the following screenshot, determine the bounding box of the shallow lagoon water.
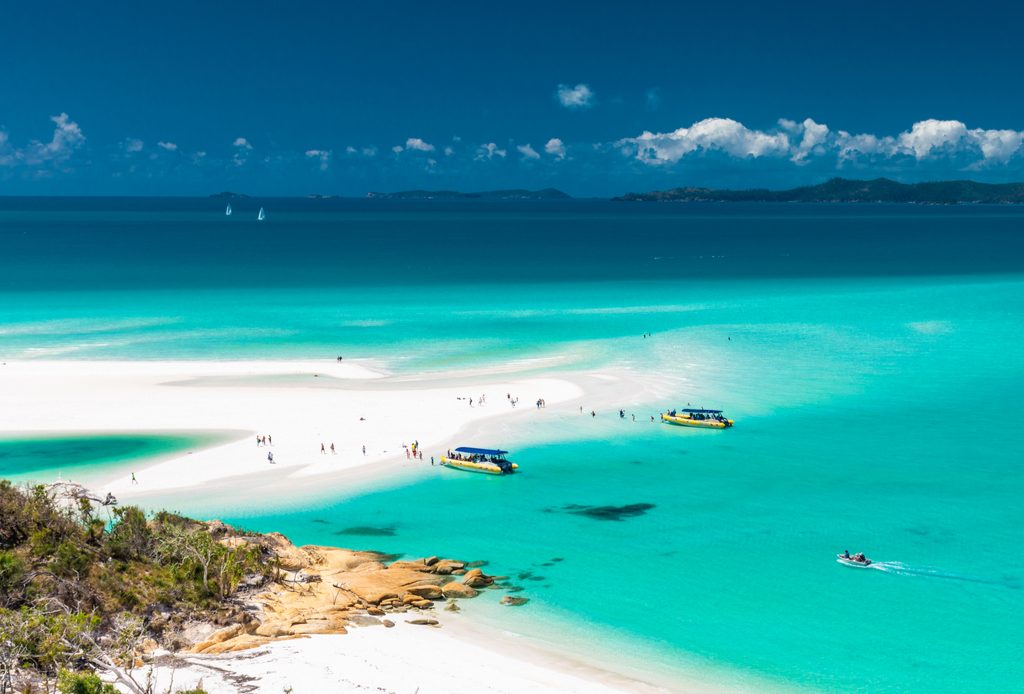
[0,434,213,486]
[1,201,1023,692]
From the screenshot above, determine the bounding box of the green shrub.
[0,549,25,602]
[57,670,117,694]
[105,506,152,560]
[51,540,91,578]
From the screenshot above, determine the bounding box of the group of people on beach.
[405,440,424,460]
[251,388,662,472]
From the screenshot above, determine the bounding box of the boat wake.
[866,561,1019,589]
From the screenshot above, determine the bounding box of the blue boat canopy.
[679,408,723,414]
[454,446,509,456]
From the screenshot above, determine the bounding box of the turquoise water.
[1,200,1023,692]
[0,434,215,486]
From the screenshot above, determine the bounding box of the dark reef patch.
[545,502,656,521]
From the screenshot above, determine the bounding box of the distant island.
[614,178,1024,204]
[367,188,570,200]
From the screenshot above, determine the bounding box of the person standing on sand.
[321,443,326,454]
[267,451,274,463]
[431,456,435,466]
[362,445,366,455]
[330,443,335,454]
[256,436,261,447]
[268,435,272,445]
[131,472,137,485]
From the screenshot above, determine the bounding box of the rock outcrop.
[187,536,493,654]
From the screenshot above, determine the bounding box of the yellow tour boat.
[661,408,734,429]
[440,447,519,475]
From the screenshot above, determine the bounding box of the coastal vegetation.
[0,479,264,693]
[614,177,1024,203]
[0,479,507,693]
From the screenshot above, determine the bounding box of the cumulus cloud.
[784,118,830,164]
[232,137,253,166]
[619,116,1024,169]
[544,137,566,160]
[124,138,144,153]
[157,141,178,151]
[556,83,594,109]
[898,119,969,159]
[391,145,404,154]
[475,142,507,160]
[2,113,88,167]
[621,118,790,165]
[305,149,331,171]
[517,143,540,160]
[443,145,454,156]
[405,137,435,152]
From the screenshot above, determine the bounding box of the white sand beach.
[0,357,698,693]
[139,614,685,694]
[0,358,674,502]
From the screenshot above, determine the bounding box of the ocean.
[1,198,1022,692]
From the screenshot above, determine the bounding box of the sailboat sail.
[226,204,232,216]
[257,207,266,221]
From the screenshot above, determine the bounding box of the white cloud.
[305,149,331,171]
[621,118,790,165]
[405,137,435,152]
[475,142,507,160]
[391,145,404,154]
[13,113,87,167]
[157,141,178,151]
[897,119,968,159]
[517,143,540,160]
[124,138,144,153]
[834,131,892,162]
[782,118,831,164]
[969,128,1024,163]
[443,146,454,156]
[544,137,566,160]
[232,137,253,166]
[345,145,378,157]
[556,83,594,109]
[619,116,1024,169]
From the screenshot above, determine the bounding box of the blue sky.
[2,0,1023,196]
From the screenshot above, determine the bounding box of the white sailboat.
[225,203,232,216]
[257,207,266,221]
